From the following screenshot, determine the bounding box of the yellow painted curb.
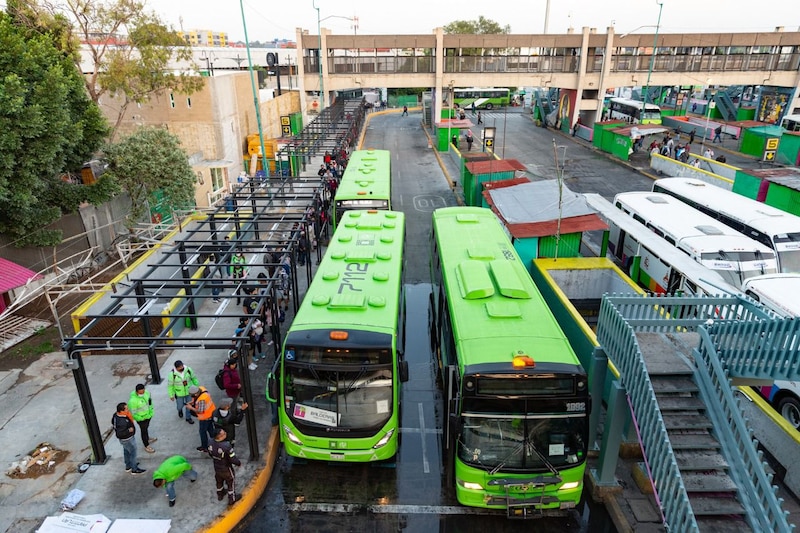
[198,428,281,533]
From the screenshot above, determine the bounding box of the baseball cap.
[188,385,200,396]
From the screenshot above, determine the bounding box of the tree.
[443,16,510,35]
[0,11,113,246]
[103,127,196,226]
[11,0,204,139]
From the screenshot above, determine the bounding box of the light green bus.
[429,206,590,518]
[333,149,392,230]
[268,209,408,462]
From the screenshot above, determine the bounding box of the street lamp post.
[239,0,269,177]
[313,0,325,110]
[640,0,664,124]
[701,80,715,154]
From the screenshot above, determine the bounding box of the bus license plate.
[330,452,345,461]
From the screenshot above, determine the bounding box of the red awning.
[0,258,42,293]
[465,159,527,175]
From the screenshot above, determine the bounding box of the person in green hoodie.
[129,384,157,453]
[152,455,198,507]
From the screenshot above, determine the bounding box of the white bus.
[781,114,800,132]
[584,193,739,297]
[652,178,800,273]
[607,97,662,124]
[613,192,778,287]
[744,274,800,430]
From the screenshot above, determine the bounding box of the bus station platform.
[3,108,798,533]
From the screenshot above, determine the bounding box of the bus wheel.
[485,103,493,110]
[778,395,800,429]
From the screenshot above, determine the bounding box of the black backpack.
[214,368,226,390]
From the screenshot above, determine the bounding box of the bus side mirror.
[266,373,277,402]
[448,413,462,439]
[399,360,409,383]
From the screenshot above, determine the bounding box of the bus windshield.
[700,250,776,285]
[774,233,800,273]
[459,413,586,471]
[285,366,393,429]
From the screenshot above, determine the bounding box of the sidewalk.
[0,247,321,533]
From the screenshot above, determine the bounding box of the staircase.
[596,294,793,532]
[713,92,738,122]
[639,332,747,531]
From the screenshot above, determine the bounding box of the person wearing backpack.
[221,358,242,406]
[167,360,198,425]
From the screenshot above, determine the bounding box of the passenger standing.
[128,384,157,453]
[689,129,696,144]
[221,358,242,405]
[112,402,145,475]
[212,399,248,447]
[465,131,474,151]
[167,360,198,424]
[186,385,216,453]
[208,427,242,506]
[402,105,408,116]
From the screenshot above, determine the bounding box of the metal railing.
[596,293,792,532]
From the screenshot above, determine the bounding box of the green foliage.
[443,16,510,35]
[12,0,204,139]
[0,12,111,246]
[103,128,196,226]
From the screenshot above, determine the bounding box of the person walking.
[477,112,482,125]
[208,427,242,506]
[168,360,198,424]
[186,385,216,453]
[402,105,408,116]
[152,455,198,507]
[212,399,248,447]
[129,384,157,453]
[465,130,474,151]
[208,254,223,303]
[713,125,723,143]
[230,250,247,305]
[689,128,696,144]
[111,402,145,475]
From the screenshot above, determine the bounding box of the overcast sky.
[151,0,797,43]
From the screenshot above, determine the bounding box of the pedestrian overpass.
[292,26,800,128]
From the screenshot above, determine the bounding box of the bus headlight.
[283,425,303,446]
[457,479,484,491]
[373,428,395,449]
[560,481,581,490]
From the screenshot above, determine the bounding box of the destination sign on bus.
[476,376,575,396]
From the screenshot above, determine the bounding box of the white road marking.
[284,502,494,515]
[418,402,430,474]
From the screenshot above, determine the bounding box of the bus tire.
[485,103,493,110]
[777,395,800,429]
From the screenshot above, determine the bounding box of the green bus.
[333,149,392,230]
[268,209,408,462]
[453,87,511,110]
[429,207,590,517]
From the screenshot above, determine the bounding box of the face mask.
[219,409,229,417]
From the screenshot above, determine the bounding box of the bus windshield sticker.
[285,349,295,361]
[376,399,389,414]
[293,403,339,427]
